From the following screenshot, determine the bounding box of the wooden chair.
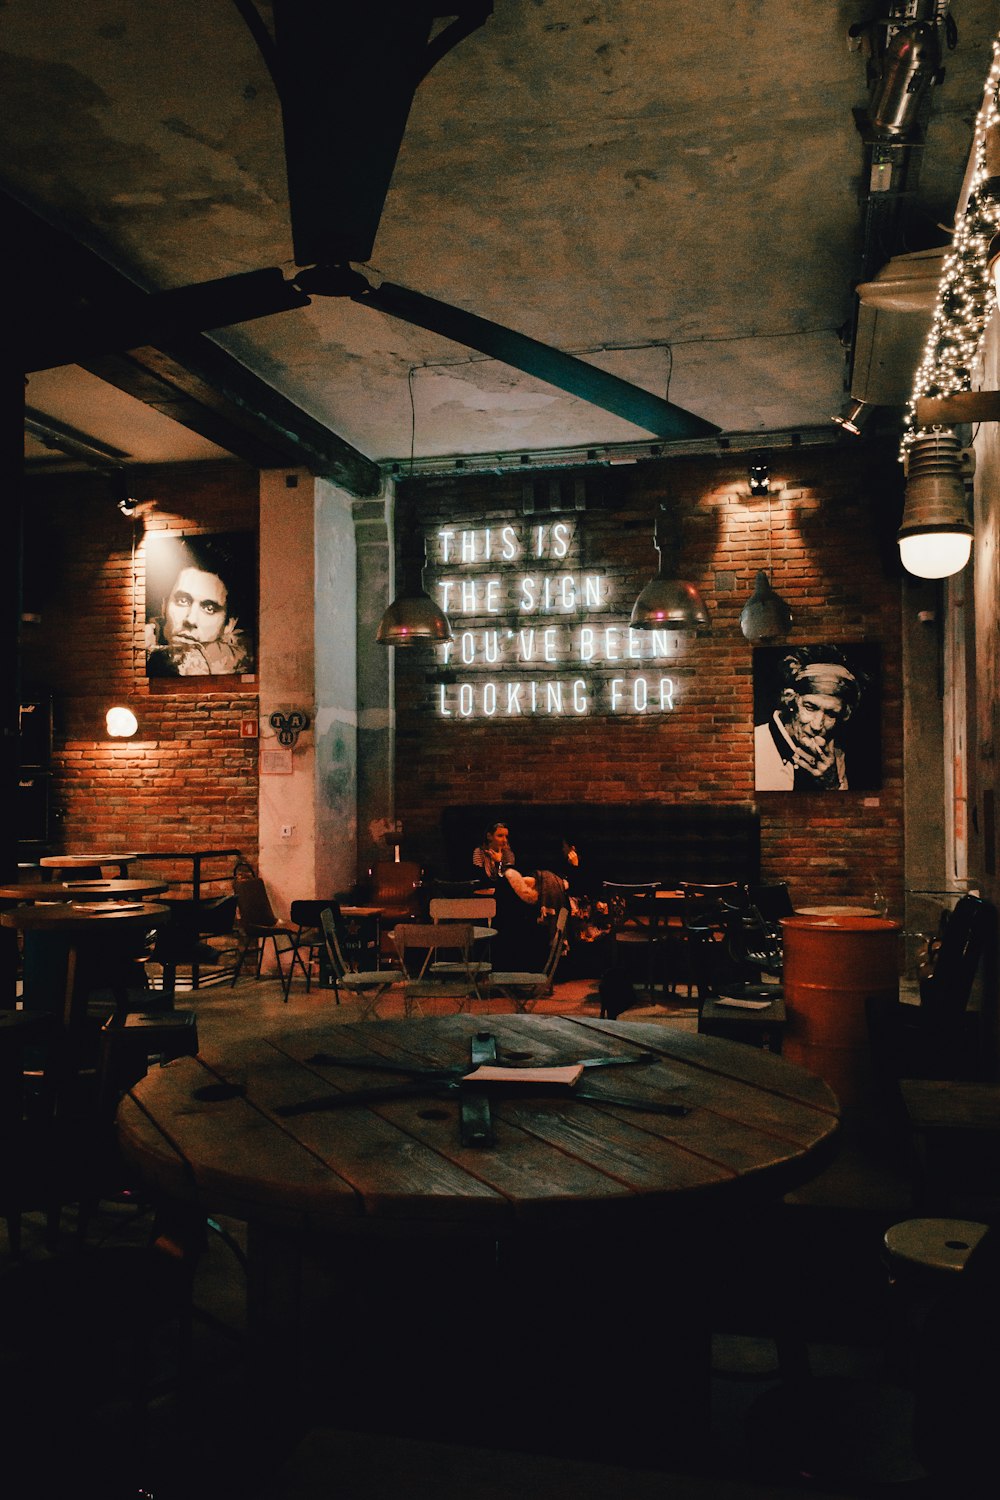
[392,922,489,1014]
[867,894,994,1085]
[484,906,568,1012]
[149,893,239,1001]
[678,881,743,1001]
[428,896,497,925]
[602,881,663,997]
[320,908,396,1017]
[231,870,301,986]
[367,860,423,962]
[279,898,338,1002]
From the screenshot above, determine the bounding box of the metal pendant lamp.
[740,484,792,643]
[740,570,793,643]
[898,428,973,580]
[376,371,453,645]
[376,535,452,645]
[629,504,710,632]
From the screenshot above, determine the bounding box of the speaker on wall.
[17,773,50,844]
[19,698,52,768]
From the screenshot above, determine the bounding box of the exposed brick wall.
[393,441,905,908]
[21,462,259,880]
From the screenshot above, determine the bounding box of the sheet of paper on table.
[714,996,772,1010]
[462,1064,585,1088]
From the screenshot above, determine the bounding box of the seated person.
[557,835,590,899]
[472,821,516,885]
[493,866,569,969]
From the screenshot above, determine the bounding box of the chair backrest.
[543,906,569,980]
[369,861,423,907]
[748,882,794,924]
[429,897,496,923]
[393,922,475,978]
[233,873,278,929]
[680,881,743,935]
[920,894,993,1021]
[320,907,349,980]
[602,881,660,930]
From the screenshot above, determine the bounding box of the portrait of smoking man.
[753,644,880,793]
[145,533,256,678]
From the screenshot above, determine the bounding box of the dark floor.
[1,969,991,1499]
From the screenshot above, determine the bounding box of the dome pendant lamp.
[377,369,453,645]
[376,535,453,645]
[629,503,710,632]
[740,570,793,643]
[740,484,792,643]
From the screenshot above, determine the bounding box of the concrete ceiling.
[3,1,997,488]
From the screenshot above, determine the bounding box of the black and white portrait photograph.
[753,643,881,793]
[145,532,256,678]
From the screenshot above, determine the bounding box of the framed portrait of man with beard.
[145,532,256,679]
[753,644,881,793]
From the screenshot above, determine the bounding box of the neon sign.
[426,522,687,718]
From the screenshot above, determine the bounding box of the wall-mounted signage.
[424,521,687,718]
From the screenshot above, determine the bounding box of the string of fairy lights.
[903,29,1000,452]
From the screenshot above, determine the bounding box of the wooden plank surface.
[901,1079,1000,1132]
[121,1015,839,1235]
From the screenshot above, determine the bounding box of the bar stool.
[882,1217,991,1385]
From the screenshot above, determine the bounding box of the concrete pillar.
[258,469,359,918]
[355,481,396,878]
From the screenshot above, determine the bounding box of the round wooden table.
[118,1012,838,1229]
[0,878,169,903]
[1,901,170,1028]
[117,1012,839,1459]
[38,852,139,879]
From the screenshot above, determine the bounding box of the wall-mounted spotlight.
[831,398,868,436]
[898,428,974,579]
[747,453,770,496]
[106,705,139,738]
[111,469,138,516]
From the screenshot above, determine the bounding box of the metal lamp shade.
[629,574,710,632]
[898,428,973,579]
[376,589,453,645]
[740,571,793,643]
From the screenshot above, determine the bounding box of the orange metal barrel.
[782,915,901,1119]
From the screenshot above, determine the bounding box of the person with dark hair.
[471,821,515,884]
[145,538,253,676]
[754,646,865,791]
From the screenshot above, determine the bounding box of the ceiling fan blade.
[269,2,492,268]
[23,268,309,373]
[355,279,719,440]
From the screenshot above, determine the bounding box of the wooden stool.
[882,1218,990,1386]
[884,1217,989,1279]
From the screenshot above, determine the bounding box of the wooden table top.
[0,878,169,903]
[38,852,139,870]
[901,1078,1000,1133]
[117,1014,839,1238]
[1,901,170,932]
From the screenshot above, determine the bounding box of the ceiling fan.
[22,0,718,443]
